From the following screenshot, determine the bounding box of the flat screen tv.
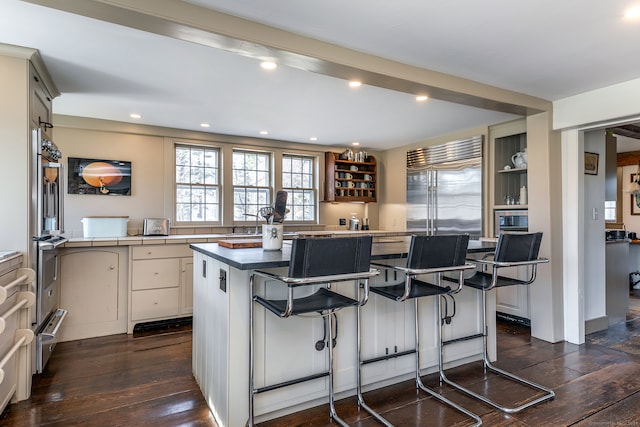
[68,157,132,196]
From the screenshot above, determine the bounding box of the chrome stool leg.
[328,312,349,427]
[356,303,393,427]
[414,296,481,427]
[439,288,555,413]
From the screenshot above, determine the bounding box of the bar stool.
[440,231,554,413]
[249,236,379,427]
[358,234,482,427]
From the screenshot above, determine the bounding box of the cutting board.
[218,239,263,249]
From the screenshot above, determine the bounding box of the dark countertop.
[190,236,496,270]
[606,239,631,244]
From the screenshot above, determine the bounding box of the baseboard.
[132,316,193,336]
[496,312,531,327]
[585,316,609,334]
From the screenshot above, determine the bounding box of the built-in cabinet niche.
[490,119,530,323]
[494,132,528,209]
[324,152,377,202]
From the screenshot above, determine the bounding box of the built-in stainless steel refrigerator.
[406,135,483,238]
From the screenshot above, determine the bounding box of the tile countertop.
[0,251,20,260]
[61,230,418,247]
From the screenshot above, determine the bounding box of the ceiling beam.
[24,0,551,117]
[617,151,640,166]
[610,125,640,140]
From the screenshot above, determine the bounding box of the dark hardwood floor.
[3,298,640,427]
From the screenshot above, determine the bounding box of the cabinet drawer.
[131,245,191,260]
[132,259,180,290]
[131,288,180,321]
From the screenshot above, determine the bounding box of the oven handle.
[39,237,68,251]
[40,309,67,339]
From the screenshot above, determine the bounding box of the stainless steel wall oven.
[31,127,67,373]
[494,209,528,237]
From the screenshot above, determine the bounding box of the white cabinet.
[494,266,531,322]
[128,244,193,333]
[359,261,414,384]
[180,258,193,314]
[192,252,233,427]
[29,64,53,129]
[59,247,128,341]
[131,288,180,321]
[131,258,181,290]
[0,254,30,411]
[361,263,485,384]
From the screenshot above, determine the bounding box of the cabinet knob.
[147,251,152,255]
[109,265,115,270]
[153,302,158,305]
[154,272,159,275]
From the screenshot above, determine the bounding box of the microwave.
[494,209,528,237]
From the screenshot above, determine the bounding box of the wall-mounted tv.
[68,157,131,196]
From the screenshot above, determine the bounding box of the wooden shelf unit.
[324,152,377,202]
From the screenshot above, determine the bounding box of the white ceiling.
[2,0,640,151]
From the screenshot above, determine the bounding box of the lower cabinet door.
[131,288,180,321]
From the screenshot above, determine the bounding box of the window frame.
[167,138,322,229]
[173,142,222,226]
[281,153,317,223]
[232,149,272,222]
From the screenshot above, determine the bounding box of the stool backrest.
[494,232,543,263]
[406,234,469,270]
[288,236,373,278]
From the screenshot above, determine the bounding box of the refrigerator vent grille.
[407,135,483,169]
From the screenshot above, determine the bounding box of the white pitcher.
[511,151,527,168]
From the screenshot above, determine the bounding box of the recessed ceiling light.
[416,95,429,102]
[260,130,269,135]
[349,81,362,88]
[130,113,141,119]
[200,123,210,128]
[309,137,318,141]
[352,141,360,146]
[260,61,277,70]
[625,6,640,19]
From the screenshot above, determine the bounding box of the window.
[604,200,616,222]
[233,150,271,220]
[175,144,220,222]
[282,154,315,221]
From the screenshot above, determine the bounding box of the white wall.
[56,127,165,237]
[583,130,606,323]
[555,78,640,343]
[0,56,30,256]
[54,117,381,236]
[554,77,640,131]
[527,112,564,342]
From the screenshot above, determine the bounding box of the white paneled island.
[190,237,496,426]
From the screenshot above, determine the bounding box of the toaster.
[143,218,170,236]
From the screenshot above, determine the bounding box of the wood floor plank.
[5,309,640,426]
[508,361,640,425]
[573,390,640,426]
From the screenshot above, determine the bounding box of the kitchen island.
[190,237,496,426]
